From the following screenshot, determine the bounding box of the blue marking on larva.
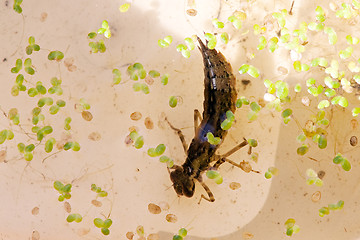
[221,111,229,122]
[198,122,217,148]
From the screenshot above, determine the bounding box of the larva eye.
[173,182,184,196]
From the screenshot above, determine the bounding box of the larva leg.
[221,138,248,158]
[211,139,259,173]
[165,117,188,154]
[221,158,260,173]
[211,138,248,168]
[197,180,215,203]
[194,109,202,134]
[212,154,259,173]
[211,155,225,169]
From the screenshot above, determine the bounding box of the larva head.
[170,166,195,198]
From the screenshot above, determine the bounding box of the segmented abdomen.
[182,38,237,177]
[197,38,237,140]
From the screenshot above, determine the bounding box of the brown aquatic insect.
[166,37,251,202]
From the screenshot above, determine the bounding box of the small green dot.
[159,155,170,163]
[248,139,258,147]
[248,65,260,78]
[149,70,160,78]
[318,134,327,149]
[63,192,71,199]
[236,99,242,108]
[24,152,33,161]
[281,108,292,118]
[161,74,169,85]
[141,84,150,94]
[63,184,72,192]
[56,100,66,107]
[88,32,97,39]
[173,235,183,240]
[206,170,220,179]
[67,214,76,223]
[133,83,141,91]
[181,49,190,58]
[119,3,130,12]
[163,35,173,44]
[54,181,64,191]
[17,143,25,153]
[134,136,144,149]
[220,119,232,130]
[28,88,38,97]
[71,142,80,151]
[64,142,73,150]
[297,145,308,155]
[178,228,187,237]
[341,159,351,171]
[176,44,187,52]
[103,219,112,228]
[94,218,104,228]
[250,102,261,113]
[147,148,157,157]
[49,105,60,115]
[167,160,174,168]
[212,18,224,29]
[101,228,110,235]
[238,64,249,74]
[48,51,64,61]
[214,175,223,184]
[0,130,7,144]
[169,96,178,108]
[98,191,108,197]
[265,171,272,179]
[36,83,47,94]
[25,144,35,152]
[42,126,53,134]
[155,144,166,155]
[74,214,82,223]
[45,138,55,153]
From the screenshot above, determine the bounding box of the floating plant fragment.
[206,170,223,184]
[169,96,178,108]
[26,36,40,55]
[239,64,259,78]
[119,3,131,12]
[306,168,323,186]
[147,144,166,157]
[206,132,221,145]
[265,167,279,179]
[158,35,173,48]
[54,181,72,202]
[67,213,82,223]
[319,200,344,217]
[48,51,64,61]
[173,228,188,240]
[94,218,113,235]
[333,153,351,171]
[284,218,300,236]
